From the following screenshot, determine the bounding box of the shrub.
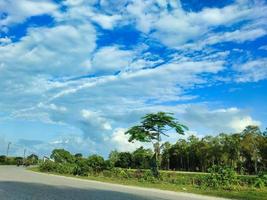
[203,165,238,190]
[104,160,113,170]
[0,155,7,164]
[51,149,75,164]
[142,170,157,182]
[73,159,90,176]
[14,157,23,166]
[115,152,132,168]
[254,171,267,188]
[118,169,129,179]
[102,170,113,178]
[39,160,75,174]
[5,157,17,165]
[55,163,75,174]
[39,161,57,172]
[133,169,145,179]
[27,154,39,165]
[87,155,105,173]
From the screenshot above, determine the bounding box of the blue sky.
[0,0,267,158]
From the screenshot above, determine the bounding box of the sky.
[0,0,267,158]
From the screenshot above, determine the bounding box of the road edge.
[27,168,230,200]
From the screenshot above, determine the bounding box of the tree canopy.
[125,112,188,177]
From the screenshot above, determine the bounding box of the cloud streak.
[0,0,266,156]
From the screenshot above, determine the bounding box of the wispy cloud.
[0,0,266,156]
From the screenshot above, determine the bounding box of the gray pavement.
[0,166,228,200]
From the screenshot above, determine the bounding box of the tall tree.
[27,154,39,165]
[125,112,188,177]
[161,142,171,170]
[87,154,105,173]
[115,152,132,168]
[132,147,153,169]
[51,149,74,164]
[241,125,261,174]
[108,150,119,167]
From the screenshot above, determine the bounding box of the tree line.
[0,154,39,166]
[112,125,267,174]
[38,124,267,176]
[1,112,267,176]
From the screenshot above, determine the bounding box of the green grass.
[28,167,267,200]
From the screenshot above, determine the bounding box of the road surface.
[0,166,228,200]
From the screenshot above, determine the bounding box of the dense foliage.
[164,125,267,174]
[0,154,39,166]
[125,112,188,177]
[38,125,267,193]
[124,125,267,175]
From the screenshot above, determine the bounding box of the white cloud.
[110,128,142,152]
[33,135,97,156]
[229,116,261,132]
[81,110,112,131]
[0,0,58,26]
[183,28,267,50]
[91,14,122,29]
[125,0,266,47]
[38,103,67,112]
[0,22,96,113]
[0,0,266,156]
[0,24,96,76]
[182,106,261,133]
[0,37,11,45]
[234,59,267,82]
[91,46,133,75]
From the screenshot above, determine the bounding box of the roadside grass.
[28,167,267,200]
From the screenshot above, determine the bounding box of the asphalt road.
[0,166,228,200]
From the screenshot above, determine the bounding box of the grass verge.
[28,167,267,200]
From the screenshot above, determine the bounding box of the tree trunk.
[187,154,190,171]
[153,142,160,177]
[167,156,170,170]
[180,156,183,170]
[152,130,160,178]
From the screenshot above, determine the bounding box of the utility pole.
[23,148,26,159]
[6,142,11,157]
[23,148,27,166]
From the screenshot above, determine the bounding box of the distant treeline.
[111,125,267,174]
[39,125,267,175]
[0,154,39,166]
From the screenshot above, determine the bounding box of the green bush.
[203,165,238,190]
[238,175,257,186]
[51,149,75,164]
[39,161,57,172]
[6,157,17,165]
[14,157,23,166]
[133,169,145,179]
[73,159,90,176]
[142,170,158,183]
[0,155,7,164]
[254,172,267,188]
[87,155,105,173]
[55,163,75,174]
[118,168,129,179]
[39,161,75,174]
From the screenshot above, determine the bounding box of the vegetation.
[35,111,266,200]
[0,154,39,166]
[36,162,267,200]
[4,112,266,199]
[125,112,188,177]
